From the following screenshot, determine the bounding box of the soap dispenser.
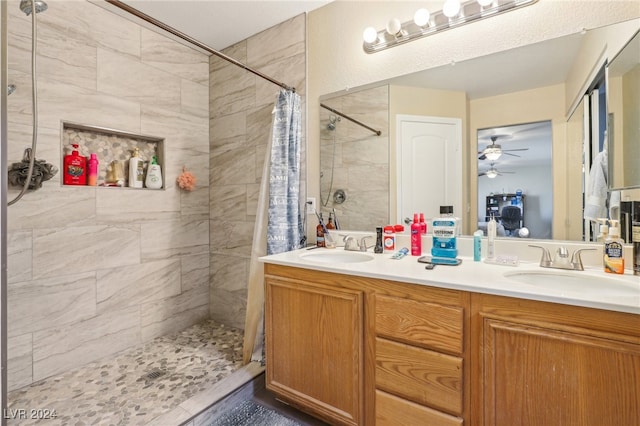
[128,148,144,188]
[63,143,87,185]
[604,220,625,274]
[145,156,163,189]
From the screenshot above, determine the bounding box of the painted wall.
[307,0,640,236]
[5,0,210,390]
[209,14,306,329]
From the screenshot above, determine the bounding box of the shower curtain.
[243,89,304,364]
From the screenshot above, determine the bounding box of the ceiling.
[119,1,332,51]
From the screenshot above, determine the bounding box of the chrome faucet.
[343,235,373,252]
[529,245,596,271]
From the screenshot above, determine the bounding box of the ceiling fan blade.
[503,148,529,152]
[499,171,516,174]
[478,172,487,176]
[503,152,521,157]
[478,154,487,160]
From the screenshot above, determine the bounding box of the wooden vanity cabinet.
[471,293,640,426]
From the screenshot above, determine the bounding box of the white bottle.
[145,156,163,189]
[128,147,144,188]
[487,215,497,260]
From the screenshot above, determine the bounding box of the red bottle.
[419,213,427,235]
[63,144,87,185]
[411,213,422,256]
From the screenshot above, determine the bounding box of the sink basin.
[300,250,374,264]
[503,270,639,297]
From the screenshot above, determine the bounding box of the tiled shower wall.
[209,15,306,329]
[5,0,210,390]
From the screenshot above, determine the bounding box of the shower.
[321,115,340,206]
[327,114,340,131]
[7,0,47,206]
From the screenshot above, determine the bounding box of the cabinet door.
[265,276,364,426]
[480,318,640,426]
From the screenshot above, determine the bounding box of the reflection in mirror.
[607,29,640,190]
[477,122,552,239]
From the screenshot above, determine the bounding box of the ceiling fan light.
[484,145,502,160]
[486,169,498,178]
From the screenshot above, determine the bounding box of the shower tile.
[8,334,33,392]
[140,216,209,261]
[209,111,247,150]
[96,187,181,223]
[247,14,305,71]
[7,187,95,231]
[181,253,210,293]
[246,183,260,219]
[32,224,140,279]
[181,79,210,119]
[7,122,62,185]
[96,259,181,313]
[246,104,274,148]
[209,253,249,329]
[348,164,389,192]
[98,48,181,112]
[7,231,32,284]
[140,287,209,341]
[32,305,141,381]
[210,184,248,220]
[210,41,255,119]
[209,219,254,257]
[210,145,256,186]
[254,52,306,108]
[181,185,211,216]
[7,272,96,338]
[141,28,209,85]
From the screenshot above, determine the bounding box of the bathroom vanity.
[262,246,639,426]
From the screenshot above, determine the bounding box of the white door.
[397,115,462,225]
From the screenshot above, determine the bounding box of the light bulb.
[443,0,461,18]
[486,169,498,178]
[477,0,494,6]
[413,8,431,27]
[386,18,402,36]
[363,26,378,44]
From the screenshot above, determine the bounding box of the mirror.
[607,29,640,190]
[319,19,640,238]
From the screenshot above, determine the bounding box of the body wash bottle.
[87,153,99,186]
[128,148,144,188]
[145,156,163,189]
[63,143,87,185]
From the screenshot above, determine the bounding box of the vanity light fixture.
[362,0,538,53]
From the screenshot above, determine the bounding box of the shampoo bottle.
[604,220,625,274]
[145,156,163,189]
[410,213,422,256]
[87,153,99,186]
[63,144,87,185]
[128,148,144,188]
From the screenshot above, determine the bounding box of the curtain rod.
[320,103,381,136]
[105,0,296,93]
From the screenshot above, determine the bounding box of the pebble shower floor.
[6,320,244,425]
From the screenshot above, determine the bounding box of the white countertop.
[261,245,640,315]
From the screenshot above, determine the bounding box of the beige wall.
[6,0,210,389]
[209,14,306,329]
[307,0,640,237]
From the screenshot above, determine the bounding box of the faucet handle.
[359,236,373,252]
[570,248,597,271]
[529,244,551,265]
[556,246,569,259]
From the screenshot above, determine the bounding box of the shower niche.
[61,122,165,189]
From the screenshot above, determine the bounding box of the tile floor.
[6,320,244,425]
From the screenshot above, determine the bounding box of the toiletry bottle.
[604,220,625,274]
[487,215,497,261]
[316,213,325,247]
[473,230,483,261]
[145,156,163,189]
[431,206,458,259]
[374,226,384,253]
[410,213,422,256]
[63,143,87,185]
[383,225,396,252]
[327,213,336,230]
[87,153,99,186]
[419,213,427,235]
[596,218,609,242]
[128,147,144,188]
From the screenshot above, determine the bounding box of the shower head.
[327,115,341,131]
[20,0,48,16]
[7,84,17,96]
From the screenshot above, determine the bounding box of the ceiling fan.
[478,163,515,178]
[478,136,529,160]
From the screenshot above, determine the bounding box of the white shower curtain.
[243,89,304,364]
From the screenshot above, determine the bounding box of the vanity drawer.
[375,337,463,415]
[376,389,463,426]
[375,294,464,354]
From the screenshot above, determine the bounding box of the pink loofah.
[177,167,196,191]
